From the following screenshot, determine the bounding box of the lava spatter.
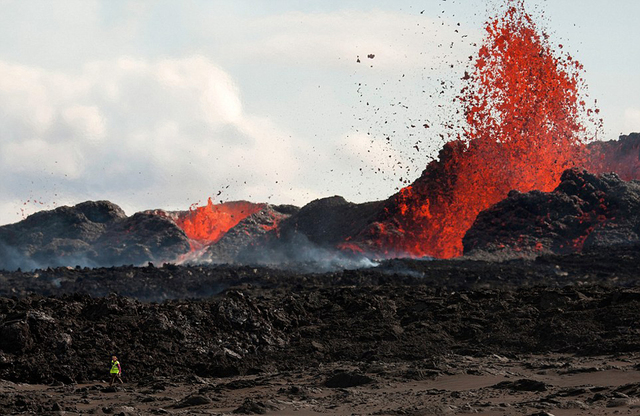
[175,199,264,246]
[362,0,597,258]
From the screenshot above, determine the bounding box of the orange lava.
[381,0,595,258]
[175,199,264,245]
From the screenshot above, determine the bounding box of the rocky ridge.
[463,168,640,256]
[0,201,191,271]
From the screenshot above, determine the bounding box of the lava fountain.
[357,0,601,259]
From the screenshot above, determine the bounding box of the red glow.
[175,199,264,245]
[370,1,595,258]
[337,242,365,254]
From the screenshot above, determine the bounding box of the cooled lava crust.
[463,167,640,256]
[1,244,640,384]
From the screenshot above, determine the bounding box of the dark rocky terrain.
[1,246,640,414]
[1,136,640,414]
[1,244,640,384]
[0,201,190,271]
[463,168,640,256]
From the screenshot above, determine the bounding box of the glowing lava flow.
[368,0,598,259]
[175,199,264,247]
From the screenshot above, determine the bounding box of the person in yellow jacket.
[109,355,123,386]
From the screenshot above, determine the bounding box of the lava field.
[2,246,640,414]
[1,243,640,384]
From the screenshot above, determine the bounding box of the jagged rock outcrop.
[272,196,385,247]
[463,168,640,256]
[234,196,386,267]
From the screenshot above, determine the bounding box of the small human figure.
[109,355,123,385]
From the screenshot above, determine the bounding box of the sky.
[0,0,639,225]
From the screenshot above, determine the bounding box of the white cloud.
[0,62,55,135]
[62,105,107,141]
[2,139,84,178]
[0,55,306,224]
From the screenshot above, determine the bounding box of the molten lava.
[175,199,264,246]
[370,0,598,258]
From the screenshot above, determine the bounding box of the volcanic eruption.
[6,5,640,415]
[167,0,608,262]
[1,0,639,271]
[341,0,637,259]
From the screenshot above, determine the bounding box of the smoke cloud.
[232,233,379,273]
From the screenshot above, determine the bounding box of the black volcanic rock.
[0,201,191,270]
[463,168,640,256]
[266,196,384,247]
[234,196,385,268]
[492,379,549,392]
[2,267,640,384]
[94,212,192,265]
[2,200,125,244]
[325,372,374,388]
